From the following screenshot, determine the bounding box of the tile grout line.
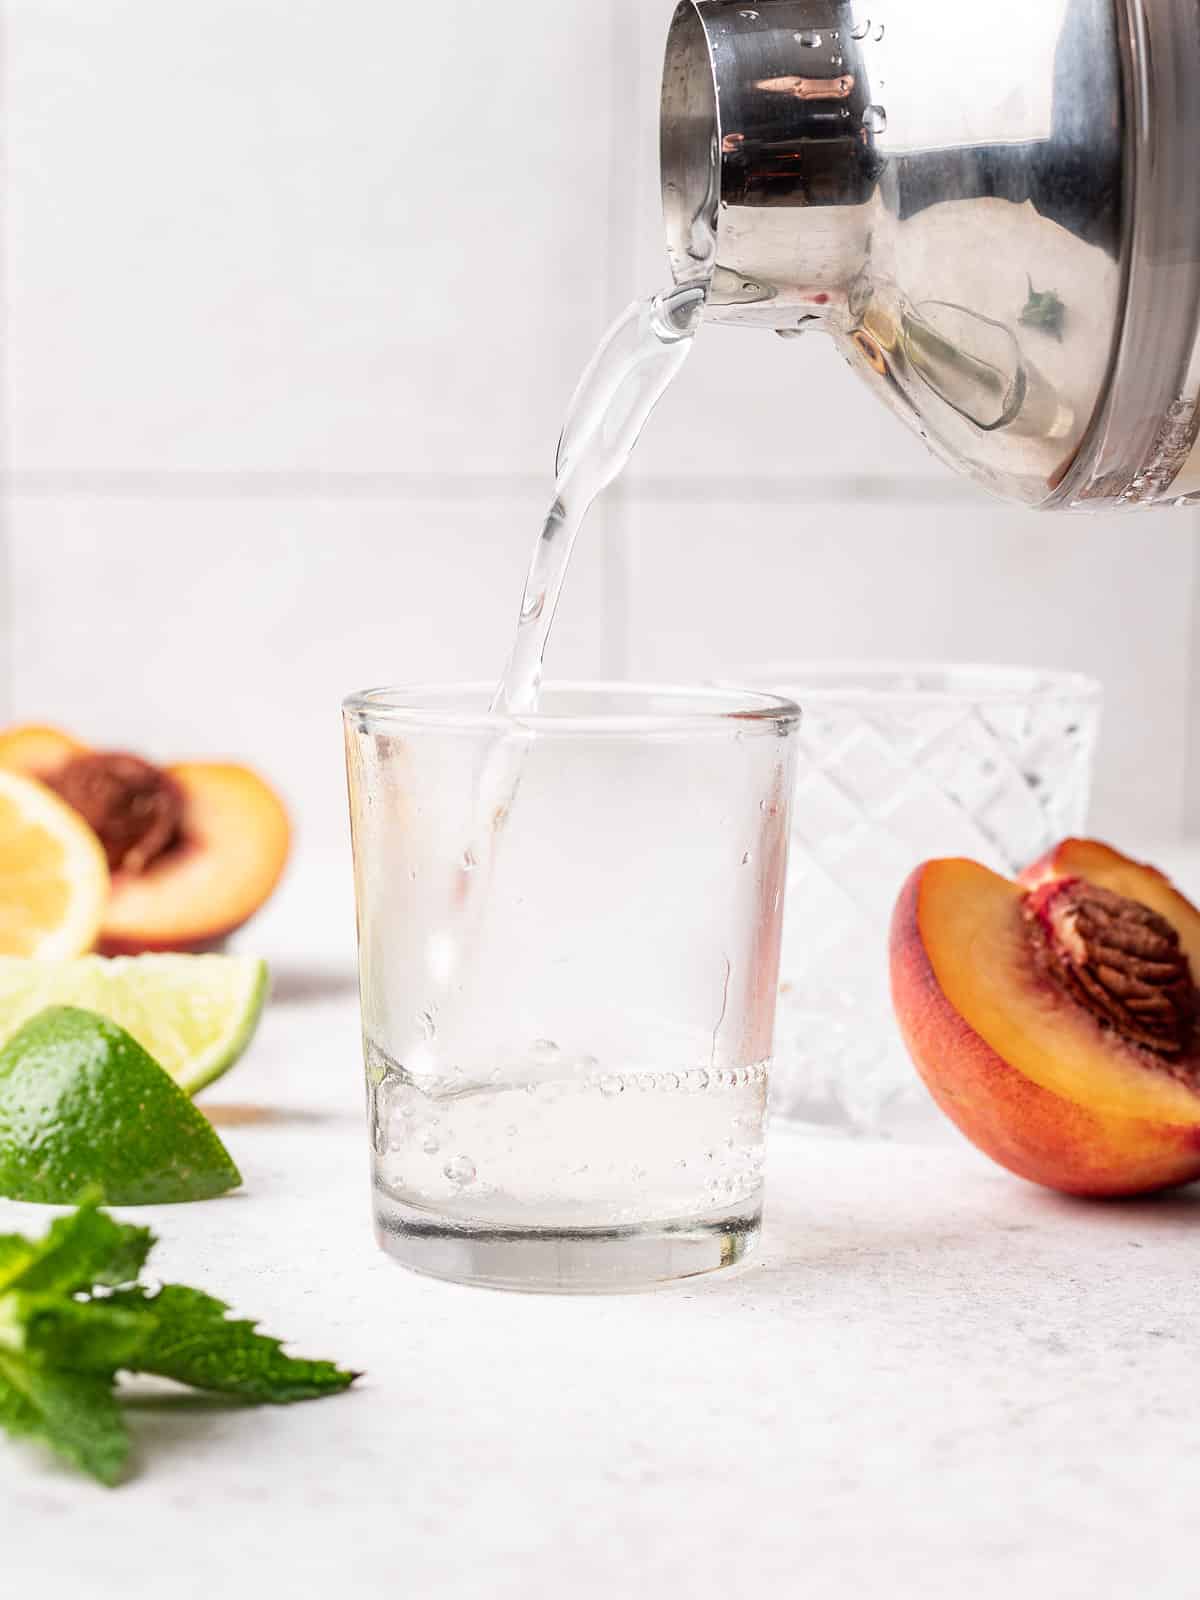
[0,468,981,504]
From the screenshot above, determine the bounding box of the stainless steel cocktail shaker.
[660,0,1200,508]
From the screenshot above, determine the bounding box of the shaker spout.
[659,0,1200,509]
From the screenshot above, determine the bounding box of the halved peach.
[99,762,290,953]
[890,856,1200,1197]
[0,725,290,953]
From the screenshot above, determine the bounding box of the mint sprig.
[0,1202,359,1485]
[105,1284,358,1403]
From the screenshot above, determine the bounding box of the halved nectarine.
[99,763,290,953]
[0,726,290,953]
[890,848,1200,1197]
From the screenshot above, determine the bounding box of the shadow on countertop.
[267,965,359,1006]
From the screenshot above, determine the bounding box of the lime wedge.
[0,955,268,1095]
[0,1006,242,1205]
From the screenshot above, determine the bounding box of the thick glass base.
[374,1194,761,1293]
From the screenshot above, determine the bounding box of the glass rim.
[727,659,1103,709]
[342,680,802,736]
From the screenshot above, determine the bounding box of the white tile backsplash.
[8,492,612,853]
[5,0,615,477]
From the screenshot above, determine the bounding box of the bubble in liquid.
[850,16,871,38]
[873,21,886,39]
[741,851,751,866]
[795,29,822,46]
[460,847,477,872]
[738,6,759,14]
[864,104,887,134]
[443,1156,476,1186]
[418,1009,437,1041]
[599,1074,625,1097]
[420,1130,441,1154]
[530,1038,561,1062]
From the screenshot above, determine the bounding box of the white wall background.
[3,0,1198,864]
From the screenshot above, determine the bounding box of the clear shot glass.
[344,682,800,1292]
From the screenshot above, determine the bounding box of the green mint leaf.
[4,1201,153,1296]
[14,1294,154,1374]
[0,1352,129,1485]
[110,1284,359,1404]
[0,1235,36,1290]
[0,1206,359,1486]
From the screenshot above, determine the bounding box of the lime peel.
[0,954,268,1095]
[0,1006,242,1205]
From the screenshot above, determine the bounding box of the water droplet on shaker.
[738,7,759,16]
[850,16,871,38]
[460,847,477,872]
[831,54,844,66]
[864,104,887,133]
[795,29,822,46]
[873,21,886,39]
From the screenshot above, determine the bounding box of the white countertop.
[6,850,1200,1599]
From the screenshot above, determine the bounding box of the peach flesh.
[1022,838,1200,975]
[890,858,1200,1197]
[99,763,290,954]
[0,725,290,954]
